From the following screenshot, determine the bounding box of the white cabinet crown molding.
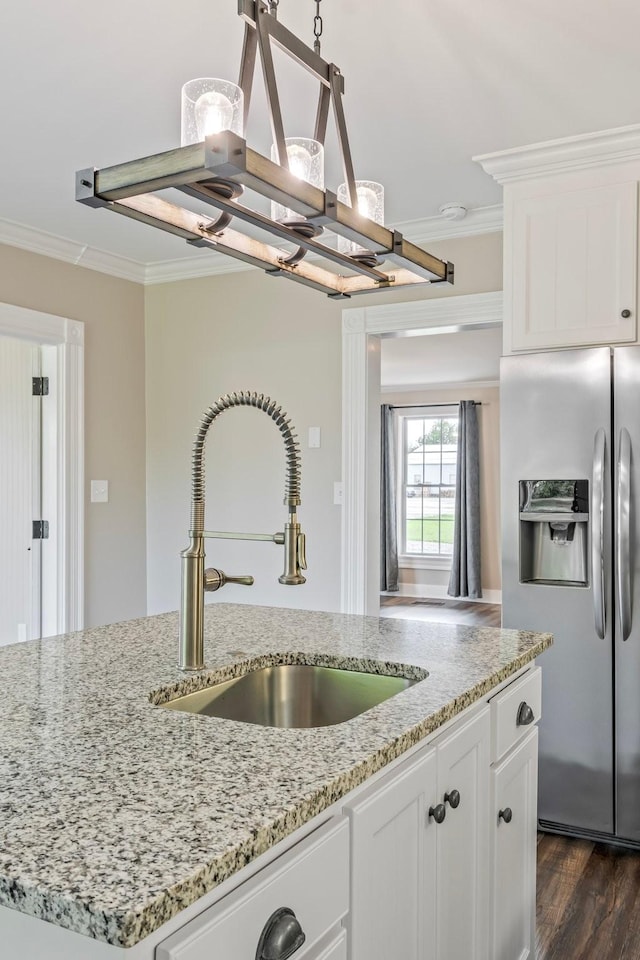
[475,123,640,184]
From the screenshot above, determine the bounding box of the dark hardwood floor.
[537,833,640,959]
[380,596,502,628]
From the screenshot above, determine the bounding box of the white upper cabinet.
[476,124,640,354]
[509,179,637,350]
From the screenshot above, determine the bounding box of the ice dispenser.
[519,480,589,586]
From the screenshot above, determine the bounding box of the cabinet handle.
[517,701,534,726]
[428,803,447,824]
[444,789,461,809]
[256,907,306,960]
[621,309,632,319]
[499,807,513,824]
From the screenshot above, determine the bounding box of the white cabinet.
[475,125,640,355]
[509,179,637,351]
[348,747,437,960]
[490,728,538,960]
[436,707,490,960]
[487,666,541,960]
[347,706,490,960]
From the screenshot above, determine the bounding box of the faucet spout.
[179,391,305,671]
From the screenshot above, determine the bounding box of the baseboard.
[382,584,502,605]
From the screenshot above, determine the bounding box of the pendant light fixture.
[76,0,454,298]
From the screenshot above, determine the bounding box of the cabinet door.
[510,179,637,350]
[436,707,490,960]
[490,728,538,960]
[348,747,437,960]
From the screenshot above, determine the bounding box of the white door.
[436,707,490,960]
[490,728,538,960]
[0,336,43,645]
[348,747,438,960]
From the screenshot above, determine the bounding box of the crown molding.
[395,204,503,244]
[143,250,251,285]
[0,205,504,287]
[475,124,640,184]
[0,217,146,283]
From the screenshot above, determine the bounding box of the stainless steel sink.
[158,664,421,728]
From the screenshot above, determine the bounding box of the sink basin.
[158,663,421,728]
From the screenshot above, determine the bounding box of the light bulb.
[337,180,385,257]
[287,142,313,181]
[356,185,379,220]
[195,90,234,138]
[270,138,324,223]
[181,79,244,146]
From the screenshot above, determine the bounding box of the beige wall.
[144,270,344,614]
[382,385,501,597]
[0,244,147,628]
[145,232,503,615]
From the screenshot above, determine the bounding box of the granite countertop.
[0,603,551,948]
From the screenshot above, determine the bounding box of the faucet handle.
[204,568,255,592]
[297,532,307,571]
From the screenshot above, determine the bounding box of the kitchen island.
[0,604,551,958]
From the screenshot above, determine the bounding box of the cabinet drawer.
[490,667,541,762]
[156,817,349,960]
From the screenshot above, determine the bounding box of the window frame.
[396,405,459,565]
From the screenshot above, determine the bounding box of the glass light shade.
[271,138,324,222]
[181,78,244,146]
[337,180,385,255]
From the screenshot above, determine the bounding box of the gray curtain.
[448,401,482,599]
[380,404,399,592]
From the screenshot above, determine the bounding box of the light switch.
[91,480,109,503]
[308,426,321,448]
[333,481,343,505]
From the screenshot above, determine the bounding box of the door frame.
[340,291,503,615]
[0,303,84,634]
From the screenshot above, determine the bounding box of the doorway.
[0,303,84,643]
[340,291,503,617]
[379,326,502,626]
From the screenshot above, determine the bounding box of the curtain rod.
[386,401,482,409]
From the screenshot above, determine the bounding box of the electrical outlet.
[91,480,109,503]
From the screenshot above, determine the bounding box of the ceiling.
[381,327,502,388]
[2,0,640,271]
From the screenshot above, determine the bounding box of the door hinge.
[32,376,49,396]
[32,520,49,540]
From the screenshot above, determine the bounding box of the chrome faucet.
[179,391,307,671]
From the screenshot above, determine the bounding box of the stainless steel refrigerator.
[502,346,640,845]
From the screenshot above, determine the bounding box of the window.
[400,408,458,558]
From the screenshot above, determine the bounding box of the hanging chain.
[313,0,323,55]
[268,0,279,17]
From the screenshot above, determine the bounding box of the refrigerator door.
[613,346,640,841]
[501,347,614,834]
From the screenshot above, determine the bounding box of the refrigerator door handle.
[593,428,607,640]
[617,427,632,641]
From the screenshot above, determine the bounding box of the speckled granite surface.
[0,604,551,947]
